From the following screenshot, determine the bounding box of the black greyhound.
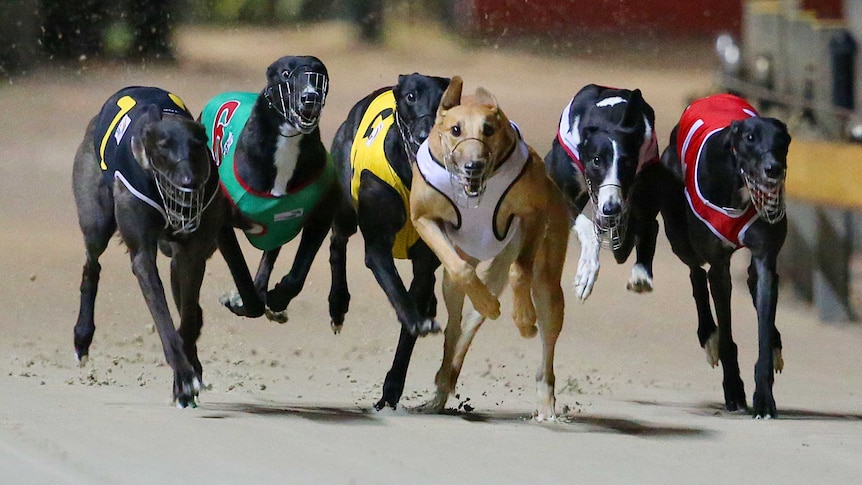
[660,93,790,418]
[545,84,664,300]
[199,56,343,323]
[73,86,224,407]
[329,73,450,410]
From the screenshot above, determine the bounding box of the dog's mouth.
[593,207,629,250]
[442,138,493,208]
[584,178,629,250]
[396,112,434,160]
[153,167,217,234]
[741,171,786,224]
[264,70,329,134]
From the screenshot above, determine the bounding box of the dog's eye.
[406,92,416,103]
[451,125,461,137]
[746,133,755,142]
[590,156,600,165]
[482,124,495,137]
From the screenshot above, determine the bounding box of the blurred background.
[1,0,861,323]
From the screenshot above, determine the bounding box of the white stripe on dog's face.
[596,139,623,215]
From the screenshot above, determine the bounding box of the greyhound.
[199,56,343,323]
[328,73,450,410]
[73,86,224,408]
[410,77,570,420]
[660,93,791,418]
[545,84,663,301]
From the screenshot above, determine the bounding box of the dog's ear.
[727,120,744,152]
[435,76,451,91]
[147,104,162,122]
[440,76,463,110]
[131,135,151,170]
[474,87,498,109]
[437,75,463,121]
[619,89,643,132]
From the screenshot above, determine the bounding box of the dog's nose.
[764,162,784,180]
[300,92,322,118]
[602,200,622,216]
[464,161,485,176]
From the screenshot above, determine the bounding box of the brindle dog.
[73,86,224,408]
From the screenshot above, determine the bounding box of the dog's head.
[430,76,518,207]
[132,105,214,233]
[393,73,450,156]
[263,55,329,134]
[729,116,791,223]
[576,88,653,247]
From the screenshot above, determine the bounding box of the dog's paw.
[173,376,201,409]
[220,291,264,318]
[703,332,720,368]
[626,264,653,293]
[573,214,600,302]
[406,318,441,336]
[331,321,343,335]
[574,257,600,302]
[264,308,288,324]
[472,295,501,320]
[413,391,449,414]
[219,290,242,308]
[76,353,89,368]
[517,324,538,339]
[533,411,558,423]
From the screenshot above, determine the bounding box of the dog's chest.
[271,132,302,197]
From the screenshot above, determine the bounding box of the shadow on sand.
[199,400,713,438]
[632,399,862,421]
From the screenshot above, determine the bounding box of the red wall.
[459,0,744,37]
[456,1,846,38]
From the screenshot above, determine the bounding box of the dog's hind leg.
[708,262,747,412]
[375,243,439,410]
[72,133,116,366]
[691,266,720,366]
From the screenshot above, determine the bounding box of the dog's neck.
[270,122,303,197]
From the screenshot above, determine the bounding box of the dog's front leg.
[750,252,780,419]
[129,246,200,407]
[413,215,500,320]
[573,213,600,301]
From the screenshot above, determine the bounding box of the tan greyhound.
[410,76,570,420]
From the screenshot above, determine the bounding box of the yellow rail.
[786,140,862,209]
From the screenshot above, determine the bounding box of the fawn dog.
[410,77,569,420]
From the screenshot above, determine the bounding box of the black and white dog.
[329,73,450,410]
[199,56,343,323]
[73,86,224,407]
[545,84,663,300]
[660,93,790,418]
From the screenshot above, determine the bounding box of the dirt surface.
[1,23,861,484]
